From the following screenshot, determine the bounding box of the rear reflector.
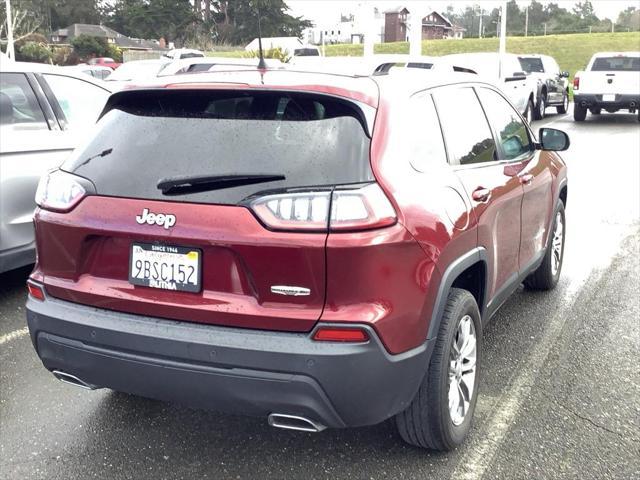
[312,327,369,343]
[27,281,45,301]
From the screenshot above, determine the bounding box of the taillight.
[35,170,87,212]
[250,183,396,232]
[573,76,579,90]
[27,281,45,301]
[313,327,369,343]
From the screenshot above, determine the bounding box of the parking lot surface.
[1,110,639,480]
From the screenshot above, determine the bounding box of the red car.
[88,57,121,70]
[26,69,569,450]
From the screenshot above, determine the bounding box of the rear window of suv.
[591,56,640,71]
[62,90,373,205]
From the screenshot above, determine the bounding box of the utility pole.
[478,8,483,38]
[499,1,506,55]
[525,6,528,37]
[589,25,592,34]
[5,0,15,59]
[611,21,615,33]
[498,1,507,78]
[409,10,422,56]
[544,23,547,36]
[362,3,374,57]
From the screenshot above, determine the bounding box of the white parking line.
[0,327,29,346]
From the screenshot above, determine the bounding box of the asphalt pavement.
[1,108,639,480]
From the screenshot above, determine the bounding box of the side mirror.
[539,128,570,151]
[560,71,570,78]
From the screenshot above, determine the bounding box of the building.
[422,11,465,39]
[49,24,159,50]
[383,8,465,42]
[384,7,409,43]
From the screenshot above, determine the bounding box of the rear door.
[543,56,563,103]
[476,87,553,272]
[433,86,523,301]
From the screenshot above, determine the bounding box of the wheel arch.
[427,248,489,340]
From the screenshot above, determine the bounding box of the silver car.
[0,62,111,273]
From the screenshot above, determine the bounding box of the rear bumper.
[573,93,640,109]
[26,294,433,428]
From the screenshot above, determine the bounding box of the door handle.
[519,173,534,185]
[472,187,491,203]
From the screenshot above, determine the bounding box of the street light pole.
[478,8,483,38]
[5,0,15,59]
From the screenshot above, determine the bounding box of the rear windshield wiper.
[157,174,285,195]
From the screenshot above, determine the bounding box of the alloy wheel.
[551,211,564,276]
[448,315,477,426]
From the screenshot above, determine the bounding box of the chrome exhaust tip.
[268,413,326,433]
[52,370,99,390]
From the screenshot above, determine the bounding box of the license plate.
[602,94,616,101]
[129,243,201,292]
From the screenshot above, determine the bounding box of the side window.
[43,74,110,128]
[432,87,496,166]
[477,88,532,161]
[406,93,447,172]
[0,73,48,131]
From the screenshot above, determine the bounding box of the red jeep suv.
[26,69,569,450]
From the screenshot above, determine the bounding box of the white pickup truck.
[573,52,640,121]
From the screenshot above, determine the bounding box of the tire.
[525,98,534,125]
[524,200,565,290]
[574,103,587,121]
[534,92,546,120]
[590,107,602,115]
[557,92,569,114]
[395,288,481,451]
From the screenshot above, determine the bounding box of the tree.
[42,0,103,31]
[70,34,109,59]
[211,0,312,45]
[617,6,640,31]
[0,2,44,47]
[105,0,198,45]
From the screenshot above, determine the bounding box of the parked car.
[162,48,205,60]
[572,51,640,121]
[88,57,121,70]
[64,64,113,81]
[26,69,569,451]
[443,52,540,123]
[156,56,284,76]
[104,59,168,89]
[0,62,111,273]
[518,54,570,118]
[288,54,474,76]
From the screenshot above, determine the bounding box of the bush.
[71,34,110,60]
[105,44,123,62]
[16,42,52,63]
[243,47,289,63]
[51,45,73,66]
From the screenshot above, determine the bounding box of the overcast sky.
[287,1,635,25]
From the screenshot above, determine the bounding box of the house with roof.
[49,24,159,51]
[383,7,465,42]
